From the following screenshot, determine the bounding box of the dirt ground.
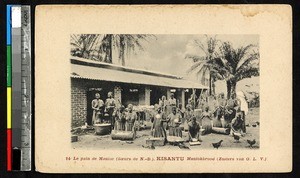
[72,107,259,150]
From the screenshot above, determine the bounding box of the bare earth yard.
[72,108,259,150]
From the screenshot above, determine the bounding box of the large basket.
[94,123,111,135]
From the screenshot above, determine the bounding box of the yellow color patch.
[7,87,11,129]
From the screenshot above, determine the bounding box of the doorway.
[150,86,167,105]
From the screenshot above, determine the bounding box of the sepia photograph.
[70,34,260,150]
[34,5,291,173]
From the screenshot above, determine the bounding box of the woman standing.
[125,104,137,132]
[91,93,104,124]
[200,106,213,135]
[105,92,116,128]
[215,93,227,128]
[167,107,182,137]
[113,105,126,131]
[151,107,166,138]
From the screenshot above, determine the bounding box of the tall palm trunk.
[226,80,237,99]
[209,73,212,95]
[212,81,215,95]
[104,34,112,63]
[231,80,237,97]
[226,80,232,99]
[119,35,125,66]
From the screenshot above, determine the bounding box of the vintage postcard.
[35,5,292,173]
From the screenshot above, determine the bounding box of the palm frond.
[196,66,208,81]
[185,55,206,62]
[187,61,206,74]
[236,51,259,74]
[235,67,259,81]
[194,39,209,56]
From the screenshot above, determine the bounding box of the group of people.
[151,93,201,142]
[151,91,248,142]
[113,104,138,132]
[91,92,116,126]
[194,91,247,136]
[91,91,138,133]
[150,93,197,141]
[91,90,248,142]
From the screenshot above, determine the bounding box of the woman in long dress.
[167,107,182,137]
[151,107,166,138]
[200,106,213,135]
[91,93,104,124]
[183,104,194,131]
[215,93,227,128]
[113,106,126,131]
[125,104,137,132]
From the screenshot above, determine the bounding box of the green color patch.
[7,45,11,87]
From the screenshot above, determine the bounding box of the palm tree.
[71,34,155,66]
[98,34,113,63]
[218,42,260,99]
[186,36,259,99]
[99,34,155,66]
[70,34,105,60]
[186,36,222,95]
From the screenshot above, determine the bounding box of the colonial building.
[71,57,208,125]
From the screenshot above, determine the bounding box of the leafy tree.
[186,36,222,95]
[71,34,155,66]
[218,42,260,98]
[70,34,105,60]
[186,36,259,99]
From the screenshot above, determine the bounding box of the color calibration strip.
[7,5,32,171]
[7,5,12,171]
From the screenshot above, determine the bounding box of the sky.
[111,34,259,95]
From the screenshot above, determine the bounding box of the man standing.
[158,95,167,112]
[105,91,116,129]
[168,93,177,107]
[91,93,104,124]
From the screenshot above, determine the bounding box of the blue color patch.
[7,5,11,45]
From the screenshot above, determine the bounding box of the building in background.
[70,57,208,125]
